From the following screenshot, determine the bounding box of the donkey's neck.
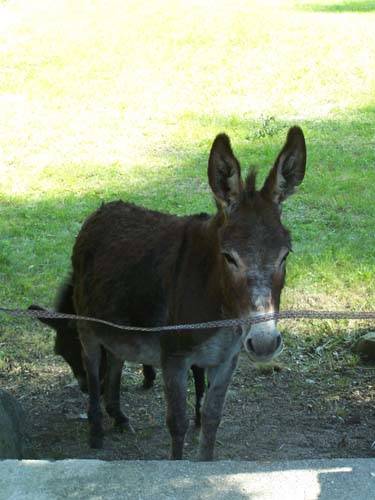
[165,213,228,325]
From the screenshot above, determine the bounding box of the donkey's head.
[208,127,306,362]
[29,304,89,392]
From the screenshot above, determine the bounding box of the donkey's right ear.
[208,134,243,210]
[261,126,306,204]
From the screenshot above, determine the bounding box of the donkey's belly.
[101,334,162,367]
[99,328,241,369]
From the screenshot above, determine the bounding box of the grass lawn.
[0,0,374,371]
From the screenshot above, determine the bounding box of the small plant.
[253,115,281,139]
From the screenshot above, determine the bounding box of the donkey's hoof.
[116,419,135,434]
[89,434,104,449]
[113,412,134,433]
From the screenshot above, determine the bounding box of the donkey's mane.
[243,168,257,200]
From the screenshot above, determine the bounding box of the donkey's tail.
[28,275,75,329]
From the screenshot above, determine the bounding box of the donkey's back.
[72,201,209,333]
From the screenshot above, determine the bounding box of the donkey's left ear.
[261,126,306,204]
[208,133,243,210]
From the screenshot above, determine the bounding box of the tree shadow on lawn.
[302,1,375,13]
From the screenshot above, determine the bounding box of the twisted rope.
[1,306,374,335]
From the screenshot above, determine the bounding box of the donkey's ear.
[261,126,306,204]
[208,134,243,209]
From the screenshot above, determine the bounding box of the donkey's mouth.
[246,341,284,364]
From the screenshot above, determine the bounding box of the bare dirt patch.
[2,332,374,462]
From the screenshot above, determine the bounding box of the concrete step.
[1,458,375,500]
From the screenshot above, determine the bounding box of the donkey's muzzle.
[244,322,283,362]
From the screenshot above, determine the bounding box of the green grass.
[0,0,374,370]
[302,1,375,12]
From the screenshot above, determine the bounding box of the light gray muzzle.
[243,319,283,362]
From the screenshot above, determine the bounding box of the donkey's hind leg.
[104,350,133,432]
[80,328,104,449]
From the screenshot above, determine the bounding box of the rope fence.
[1,306,374,335]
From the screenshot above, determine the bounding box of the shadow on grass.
[302,1,375,12]
[1,106,375,310]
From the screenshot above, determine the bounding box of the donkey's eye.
[222,252,239,268]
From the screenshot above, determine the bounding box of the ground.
[2,330,374,461]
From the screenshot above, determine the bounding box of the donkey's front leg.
[162,358,189,460]
[199,354,238,461]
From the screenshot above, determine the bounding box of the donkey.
[71,126,306,460]
[29,281,205,424]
